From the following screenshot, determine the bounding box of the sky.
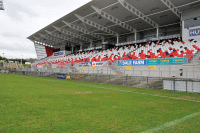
[0,0,91,59]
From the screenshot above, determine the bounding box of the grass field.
[0,73,200,133]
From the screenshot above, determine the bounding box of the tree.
[0,56,7,61]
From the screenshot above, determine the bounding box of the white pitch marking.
[142,112,200,133]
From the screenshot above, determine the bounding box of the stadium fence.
[1,68,200,93]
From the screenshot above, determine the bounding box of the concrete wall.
[182,7,200,20]
[182,7,200,41]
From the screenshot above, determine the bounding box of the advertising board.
[54,51,65,56]
[92,61,108,66]
[118,58,187,66]
[57,74,66,79]
[146,58,187,65]
[112,61,117,66]
[59,51,64,56]
[118,60,146,66]
[149,65,156,69]
[132,60,146,65]
[118,60,132,66]
[54,52,59,56]
[79,62,92,66]
[126,66,132,70]
[189,28,200,37]
[66,76,70,80]
[91,66,95,69]
[78,62,108,66]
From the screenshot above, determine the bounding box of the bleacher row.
[36,38,200,67]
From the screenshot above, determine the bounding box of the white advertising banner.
[91,61,108,66]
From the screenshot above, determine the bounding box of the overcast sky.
[0,0,91,59]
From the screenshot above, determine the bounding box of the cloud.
[0,0,92,59]
[1,32,21,38]
[4,0,39,21]
[0,41,37,59]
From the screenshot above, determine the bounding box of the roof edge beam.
[160,0,181,18]
[75,14,119,37]
[62,20,105,40]
[91,5,137,33]
[33,36,54,46]
[118,0,159,29]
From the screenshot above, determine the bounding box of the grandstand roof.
[27,0,200,46]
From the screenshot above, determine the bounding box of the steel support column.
[72,45,74,53]
[117,36,119,45]
[90,41,93,48]
[135,33,137,42]
[157,28,159,40]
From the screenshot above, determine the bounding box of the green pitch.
[0,73,200,133]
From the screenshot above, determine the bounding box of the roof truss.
[45,29,82,45]
[38,34,63,44]
[160,0,181,18]
[91,5,137,33]
[118,0,159,29]
[62,20,105,40]
[75,14,119,37]
[53,26,92,43]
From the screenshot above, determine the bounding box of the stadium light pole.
[2,53,4,65]
[21,55,23,65]
[0,0,4,10]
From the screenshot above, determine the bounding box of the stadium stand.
[122,38,200,61]
[35,38,200,67]
[25,0,200,81]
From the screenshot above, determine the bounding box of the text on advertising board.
[118,60,132,66]
[54,52,59,56]
[92,62,108,66]
[132,60,146,65]
[189,28,200,37]
[146,58,187,65]
[79,62,92,66]
[93,62,104,66]
[118,58,187,66]
[118,60,146,66]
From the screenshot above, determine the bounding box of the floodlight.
[0,0,4,10]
